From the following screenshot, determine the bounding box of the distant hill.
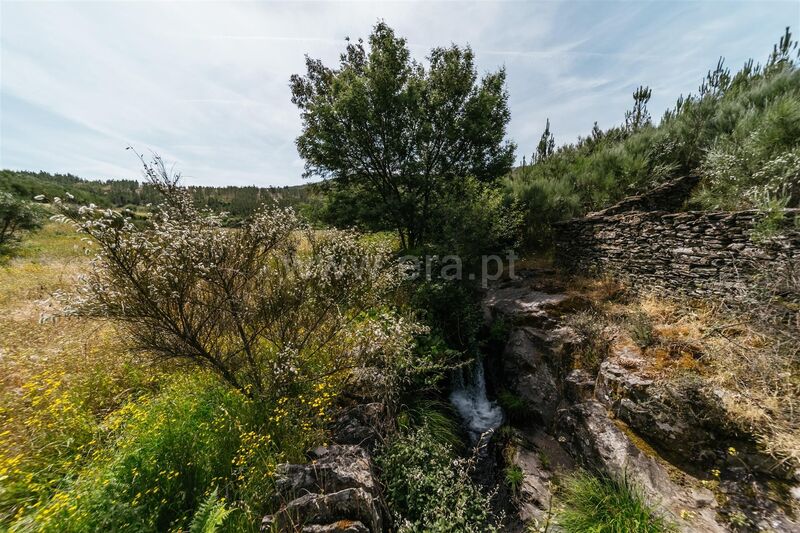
[0,169,319,220]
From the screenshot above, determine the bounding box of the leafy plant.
[189,489,232,533]
[557,471,675,533]
[504,464,524,495]
[628,310,656,349]
[566,310,612,373]
[377,426,498,532]
[497,389,528,424]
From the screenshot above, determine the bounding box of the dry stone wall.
[554,208,800,297]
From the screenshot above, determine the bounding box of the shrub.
[396,399,464,450]
[497,389,527,424]
[557,472,675,533]
[53,155,421,405]
[377,426,498,532]
[0,192,42,256]
[628,310,656,349]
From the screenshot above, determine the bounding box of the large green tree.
[290,22,515,249]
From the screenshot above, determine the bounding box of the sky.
[1,1,799,187]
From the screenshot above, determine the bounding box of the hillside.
[0,169,318,219]
[506,27,800,246]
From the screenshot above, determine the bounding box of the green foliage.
[497,389,527,424]
[0,192,42,255]
[504,464,524,495]
[290,21,515,250]
[506,27,800,247]
[411,280,484,353]
[566,310,612,374]
[11,372,303,532]
[189,489,232,533]
[557,472,675,533]
[628,310,656,349]
[625,85,653,132]
[377,426,497,532]
[396,399,464,450]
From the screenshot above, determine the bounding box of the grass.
[557,472,675,533]
[0,224,335,531]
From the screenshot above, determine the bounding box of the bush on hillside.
[0,192,42,255]
[53,155,423,406]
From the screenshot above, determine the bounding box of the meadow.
[0,223,331,531]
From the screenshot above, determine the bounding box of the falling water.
[449,355,504,441]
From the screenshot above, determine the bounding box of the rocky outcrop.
[262,445,386,533]
[556,401,724,532]
[330,403,386,452]
[485,274,800,532]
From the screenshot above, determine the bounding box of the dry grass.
[0,224,162,520]
[576,281,800,467]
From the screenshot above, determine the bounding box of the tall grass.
[558,472,674,533]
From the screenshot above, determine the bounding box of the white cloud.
[1,0,797,186]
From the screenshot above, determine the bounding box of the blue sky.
[1,1,798,187]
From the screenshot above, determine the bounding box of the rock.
[263,489,381,532]
[501,325,580,427]
[506,429,573,529]
[331,403,386,451]
[483,285,569,327]
[564,368,595,402]
[301,522,370,533]
[556,401,724,533]
[512,446,554,526]
[502,328,560,426]
[263,445,385,532]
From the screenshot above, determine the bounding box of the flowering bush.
[377,426,498,532]
[52,155,421,403]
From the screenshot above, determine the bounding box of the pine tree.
[535,118,555,162]
[624,85,652,132]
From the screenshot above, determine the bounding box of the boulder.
[564,368,595,403]
[263,445,385,532]
[556,401,724,533]
[483,285,569,327]
[501,326,579,427]
[502,328,560,427]
[331,403,386,451]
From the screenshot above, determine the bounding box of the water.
[450,355,504,441]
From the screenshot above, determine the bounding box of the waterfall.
[449,355,504,440]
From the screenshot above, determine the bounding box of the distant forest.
[0,169,318,222]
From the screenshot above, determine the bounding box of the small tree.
[0,192,41,254]
[534,118,555,162]
[54,156,422,403]
[624,85,652,132]
[290,22,515,250]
